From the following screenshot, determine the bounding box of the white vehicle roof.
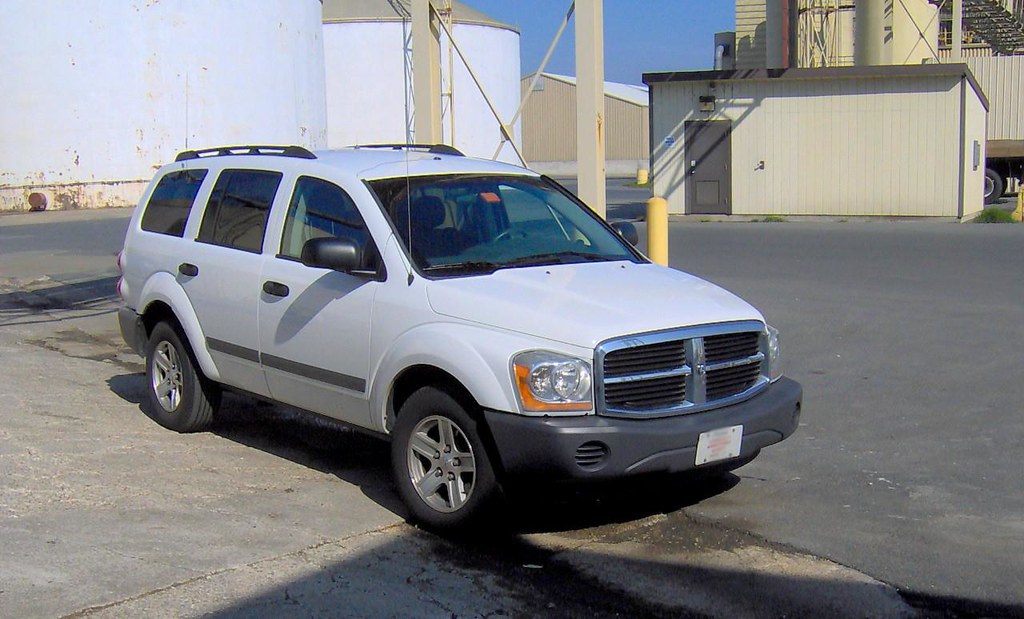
[163,145,538,182]
[315,147,537,180]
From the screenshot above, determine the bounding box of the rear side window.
[197,169,283,253]
[140,169,208,237]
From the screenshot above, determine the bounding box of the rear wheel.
[145,321,220,432]
[391,387,498,530]
[984,168,1005,204]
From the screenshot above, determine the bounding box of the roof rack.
[174,145,317,162]
[352,143,465,157]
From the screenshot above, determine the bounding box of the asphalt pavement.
[1,197,1023,617]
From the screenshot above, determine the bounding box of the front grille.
[603,340,686,377]
[605,374,687,409]
[707,362,762,399]
[705,332,759,362]
[598,322,767,418]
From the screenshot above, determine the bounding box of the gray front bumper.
[483,377,802,480]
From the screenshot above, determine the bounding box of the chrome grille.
[605,373,687,409]
[603,340,686,377]
[706,362,762,399]
[597,322,768,418]
[705,332,760,362]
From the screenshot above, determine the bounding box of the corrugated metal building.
[735,0,768,68]
[644,64,988,219]
[964,56,1024,142]
[520,73,649,175]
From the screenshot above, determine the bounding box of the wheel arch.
[370,323,538,434]
[386,365,480,433]
[137,273,220,381]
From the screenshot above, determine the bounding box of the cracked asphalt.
[1,199,1022,618]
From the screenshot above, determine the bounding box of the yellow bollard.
[636,168,649,185]
[1014,189,1024,223]
[646,197,669,266]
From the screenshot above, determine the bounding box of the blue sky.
[460,1,735,86]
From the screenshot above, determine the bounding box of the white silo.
[0,1,326,211]
[321,0,522,163]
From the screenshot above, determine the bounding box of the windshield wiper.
[422,261,502,275]
[503,251,612,267]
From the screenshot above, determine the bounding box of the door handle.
[178,263,199,277]
[262,281,290,298]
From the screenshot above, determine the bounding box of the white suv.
[117,144,802,528]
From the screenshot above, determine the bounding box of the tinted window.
[140,169,208,236]
[198,169,282,253]
[368,174,639,275]
[280,176,372,263]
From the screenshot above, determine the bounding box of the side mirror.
[300,237,362,273]
[611,221,639,246]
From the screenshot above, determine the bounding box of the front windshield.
[368,174,641,276]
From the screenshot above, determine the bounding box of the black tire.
[984,168,1005,204]
[144,321,220,433]
[390,387,499,530]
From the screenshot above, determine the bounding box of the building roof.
[322,0,518,33]
[642,64,988,110]
[524,73,649,107]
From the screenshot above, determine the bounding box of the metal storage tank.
[321,0,522,162]
[0,0,326,211]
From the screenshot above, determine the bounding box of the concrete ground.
[1,200,1022,618]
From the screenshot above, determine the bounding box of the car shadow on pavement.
[0,275,119,327]
[107,372,741,535]
[106,373,406,516]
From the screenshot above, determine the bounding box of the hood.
[425,261,764,350]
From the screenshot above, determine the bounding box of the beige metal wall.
[962,74,989,219]
[651,74,986,218]
[520,76,649,163]
[736,0,768,69]
[963,56,1024,140]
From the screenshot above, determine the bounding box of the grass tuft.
[973,207,1017,224]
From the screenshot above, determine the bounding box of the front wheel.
[390,387,499,530]
[145,321,220,433]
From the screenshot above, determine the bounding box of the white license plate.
[695,425,743,466]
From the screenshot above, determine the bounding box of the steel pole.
[575,0,606,218]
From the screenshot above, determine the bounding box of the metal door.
[684,121,732,215]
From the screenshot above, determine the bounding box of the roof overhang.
[643,64,989,111]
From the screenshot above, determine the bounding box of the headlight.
[512,351,593,412]
[766,325,783,382]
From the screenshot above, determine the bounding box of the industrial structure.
[519,73,649,176]
[0,1,327,212]
[735,0,1024,68]
[321,0,522,162]
[0,0,524,211]
[648,0,1023,218]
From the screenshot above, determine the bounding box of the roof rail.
[352,143,465,157]
[174,145,317,162]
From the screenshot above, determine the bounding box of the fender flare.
[138,272,221,382]
[368,323,543,432]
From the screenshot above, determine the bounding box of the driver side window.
[280,176,374,265]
